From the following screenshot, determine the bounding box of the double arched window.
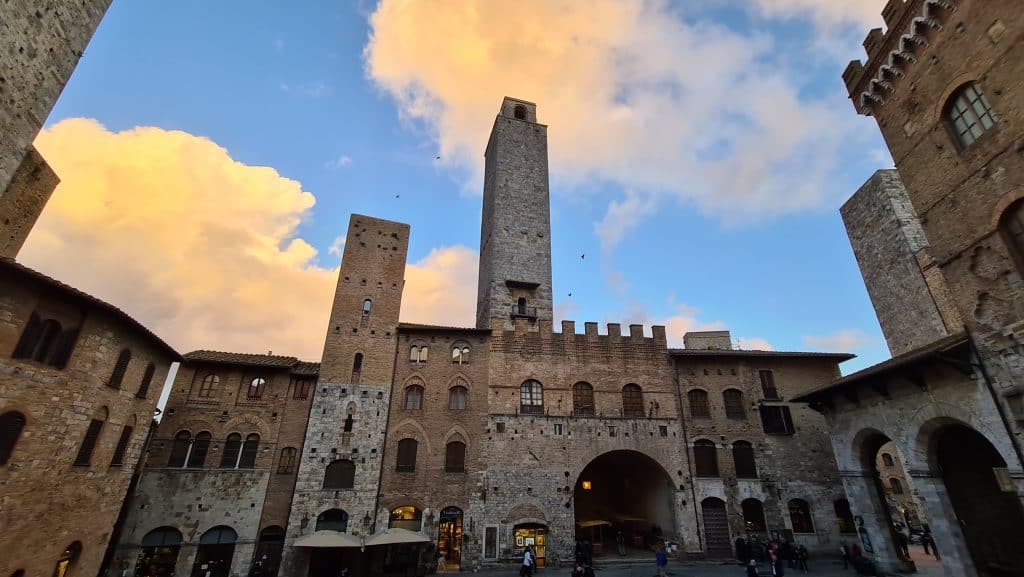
[520,380,544,415]
[12,312,79,369]
[278,447,297,474]
[694,439,718,477]
[622,384,644,417]
[451,345,470,365]
[217,433,258,468]
[247,377,266,400]
[944,82,997,149]
[410,345,428,364]
[573,382,594,416]
[198,374,218,398]
[324,459,356,489]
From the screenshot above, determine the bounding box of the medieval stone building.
[796,1,1024,576]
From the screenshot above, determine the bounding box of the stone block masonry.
[0,146,58,258]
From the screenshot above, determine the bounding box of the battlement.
[491,317,666,345]
[842,0,959,116]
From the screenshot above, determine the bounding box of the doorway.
[513,524,547,567]
[191,526,236,577]
[701,498,732,558]
[436,506,463,571]
[136,528,182,577]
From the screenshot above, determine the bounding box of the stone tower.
[476,97,553,330]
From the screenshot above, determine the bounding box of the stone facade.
[0,258,178,577]
[802,1,1024,575]
[0,0,110,203]
[0,146,59,258]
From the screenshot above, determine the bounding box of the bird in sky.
[580,253,585,260]
[435,155,441,160]
[395,193,400,199]
[568,292,572,297]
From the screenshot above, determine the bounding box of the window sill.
[444,469,466,474]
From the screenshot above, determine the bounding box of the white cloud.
[749,0,885,28]
[594,190,657,252]
[328,235,346,257]
[280,81,332,98]
[803,329,874,351]
[736,337,774,351]
[326,155,353,169]
[364,0,870,235]
[24,119,479,358]
[275,38,285,53]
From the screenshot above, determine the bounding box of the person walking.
[896,531,910,559]
[921,530,931,556]
[840,544,850,569]
[520,546,533,577]
[616,530,626,557]
[655,544,668,577]
[796,545,809,572]
[746,559,759,577]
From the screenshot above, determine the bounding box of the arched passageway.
[190,527,236,577]
[855,431,919,572]
[574,450,676,557]
[135,527,182,577]
[933,424,1024,575]
[252,526,284,577]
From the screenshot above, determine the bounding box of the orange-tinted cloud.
[24,119,477,359]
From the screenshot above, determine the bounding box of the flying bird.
[580,253,585,260]
[568,292,572,297]
[435,155,441,160]
[395,194,400,199]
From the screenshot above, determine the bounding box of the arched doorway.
[389,506,422,531]
[933,424,1024,574]
[700,498,732,558]
[854,431,922,571]
[741,499,767,536]
[513,523,547,567]
[309,510,355,577]
[252,526,284,577]
[437,506,463,571]
[52,542,82,577]
[191,526,237,577]
[135,527,182,577]
[574,450,677,557]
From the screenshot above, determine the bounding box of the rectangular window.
[659,425,668,437]
[760,406,795,435]
[759,370,780,400]
[109,425,133,466]
[484,525,499,559]
[608,426,616,438]
[496,422,506,433]
[293,379,312,400]
[74,419,104,466]
[553,424,564,436]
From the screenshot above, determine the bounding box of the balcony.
[511,305,538,320]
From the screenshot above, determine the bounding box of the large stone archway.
[573,450,677,557]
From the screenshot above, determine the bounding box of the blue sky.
[31,0,896,373]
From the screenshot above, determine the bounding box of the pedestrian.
[921,530,931,555]
[850,542,862,559]
[617,530,626,557]
[736,537,749,562]
[575,540,585,565]
[520,546,533,577]
[771,552,785,577]
[571,563,585,577]
[840,544,850,569]
[746,559,759,577]
[925,533,939,559]
[655,544,668,577]
[896,531,910,559]
[782,541,795,569]
[796,545,809,572]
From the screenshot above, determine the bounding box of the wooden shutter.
[74,419,104,466]
[110,425,133,466]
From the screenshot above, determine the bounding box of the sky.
[22,0,899,376]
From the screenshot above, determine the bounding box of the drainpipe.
[965,328,1024,469]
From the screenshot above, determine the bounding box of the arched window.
[890,478,904,494]
[198,374,218,398]
[107,348,131,389]
[239,433,259,468]
[723,389,745,420]
[445,441,466,472]
[514,104,527,120]
[168,430,191,467]
[247,377,266,400]
[12,313,77,369]
[945,82,996,149]
[110,418,135,466]
[389,506,422,531]
[404,384,424,410]
[520,380,543,415]
[410,345,428,363]
[315,509,349,532]
[52,541,82,577]
[343,414,354,432]
[220,433,242,468]
[396,438,417,472]
[73,408,107,467]
[141,526,183,548]
[448,386,468,410]
[688,390,710,418]
[362,299,372,316]
[622,384,644,417]
[277,447,297,474]
[881,452,894,467]
[572,382,594,416]
[834,499,856,534]
[0,411,27,465]
[741,498,767,532]
[200,526,237,544]
[452,345,471,365]
[998,199,1024,275]
[187,431,211,468]
[136,363,156,399]
[516,297,528,316]
[324,459,356,489]
[352,353,363,383]
[694,439,718,477]
[732,441,757,479]
[788,499,814,534]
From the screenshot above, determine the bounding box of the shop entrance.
[190,526,236,577]
[513,524,547,567]
[135,527,182,577]
[934,424,1024,575]
[574,450,677,557]
[436,506,463,571]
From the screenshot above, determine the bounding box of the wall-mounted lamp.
[582,480,592,491]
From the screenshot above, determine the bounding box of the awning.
[365,528,431,546]
[575,520,612,529]
[293,530,362,548]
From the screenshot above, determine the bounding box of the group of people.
[736,537,810,575]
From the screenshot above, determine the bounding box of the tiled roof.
[398,322,491,333]
[669,348,855,361]
[293,361,321,376]
[1,257,180,359]
[183,350,321,374]
[793,333,969,403]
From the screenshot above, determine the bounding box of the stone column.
[230,543,255,577]
[839,471,907,574]
[175,545,198,577]
[910,472,978,577]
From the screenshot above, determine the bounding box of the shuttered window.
[622,384,644,417]
[732,441,757,478]
[137,363,156,399]
[0,411,27,465]
[74,419,104,466]
[573,382,594,416]
[723,389,745,420]
[694,440,718,477]
[445,441,466,472]
[688,390,710,418]
[396,438,417,472]
[324,459,356,489]
[110,425,133,466]
[107,349,132,389]
[277,447,297,474]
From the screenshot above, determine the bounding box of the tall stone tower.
[476,97,553,330]
[283,214,409,576]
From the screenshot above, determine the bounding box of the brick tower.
[476,97,554,330]
[283,214,409,576]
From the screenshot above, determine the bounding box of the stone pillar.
[230,543,255,577]
[839,471,907,573]
[175,545,198,577]
[910,473,978,577]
